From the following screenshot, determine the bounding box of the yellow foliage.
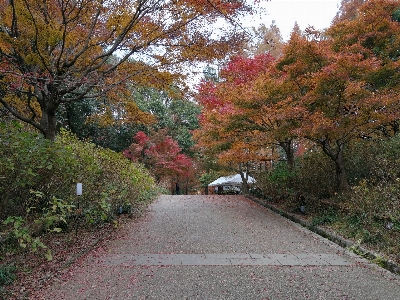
[24,54,44,68]
[0,33,12,53]
[0,0,252,140]
[123,101,156,125]
[4,94,42,119]
[85,101,156,128]
[86,107,115,127]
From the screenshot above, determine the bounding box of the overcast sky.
[189,0,343,87]
[245,0,342,40]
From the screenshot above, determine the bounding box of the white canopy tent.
[208,174,256,187]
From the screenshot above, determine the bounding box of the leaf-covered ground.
[1,215,137,300]
[2,195,399,299]
[252,196,400,269]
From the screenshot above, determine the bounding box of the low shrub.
[311,208,339,227]
[291,150,336,201]
[254,149,337,212]
[0,121,159,257]
[0,264,16,287]
[254,161,295,202]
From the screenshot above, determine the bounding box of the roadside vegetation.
[0,120,161,297]
[252,135,400,266]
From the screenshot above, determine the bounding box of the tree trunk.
[241,178,249,194]
[334,151,350,192]
[235,162,251,194]
[37,91,59,141]
[320,140,350,192]
[279,140,295,169]
[239,171,249,194]
[40,112,57,141]
[40,109,57,141]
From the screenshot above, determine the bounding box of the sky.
[189,0,343,87]
[244,0,343,40]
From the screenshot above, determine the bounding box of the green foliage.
[372,255,387,268]
[0,264,16,287]
[345,178,400,230]
[322,136,400,260]
[268,161,294,184]
[85,193,112,225]
[291,149,336,200]
[53,128,159,221]
[252,162,293,203]
[311,209,339,227]
[134,87,200,156]
[348,239,364,256]
[344,142,375,186]
[0,121,76,218]
[256,148,337,210]
[0,122,64,218]
[2,216,50,260]
[59,99,139,152]
[254,135,400,267]
[345,136,400,186]
[3,217,30,249]
[393,7,400,22]
[344,136,400,226]
[199,171,220,188]
[0,121,159,257]
[36,194,75,233]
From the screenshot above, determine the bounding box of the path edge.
[245,195,400,276]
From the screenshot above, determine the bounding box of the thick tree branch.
[0,98,45,134]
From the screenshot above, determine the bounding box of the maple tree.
[195,52,301,186]
[195,54,288,192]
[123,129,193,183]
[333,0,367,23]
[196,0,400,193]
[0,0,257,140]
[229,54,306,169]
[276,0,400,191]
[277,31,369,191]
[328,0,400,136]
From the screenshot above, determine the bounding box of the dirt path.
[33,195,400,299]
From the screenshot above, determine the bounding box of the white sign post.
[76,183,82,196]
[75,183,83,237]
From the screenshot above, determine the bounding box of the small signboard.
[77,183,82,196]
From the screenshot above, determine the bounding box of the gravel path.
[35,195,400,299]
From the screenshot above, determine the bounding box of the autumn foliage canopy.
[195,0,400,192]
[0,0,257,140]
[123,130,193,181]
